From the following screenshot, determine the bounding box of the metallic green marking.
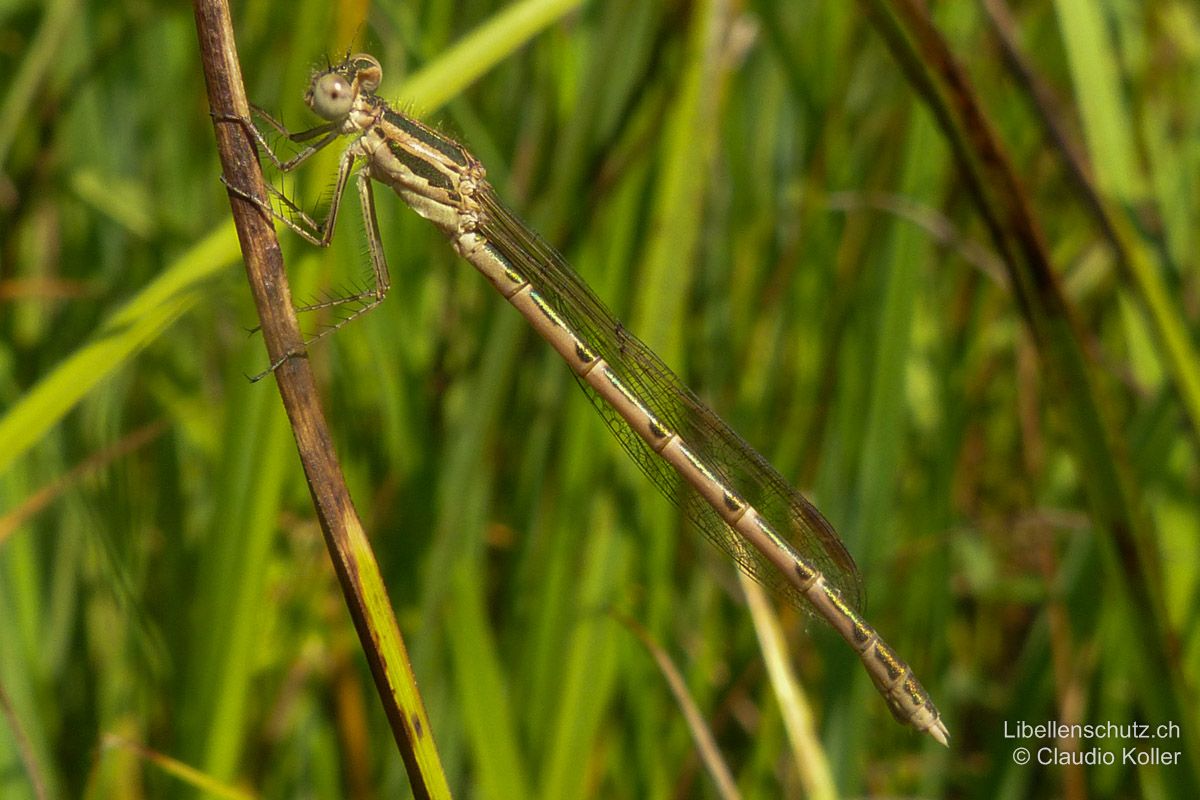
[529,290,566,329]
[793,558,817,585]
[602,367,669,439]
[382,108,469,166]
[483,242,526,290]
[386,138,454,190]
[824,584,873,647]
[678,441,722,484]
[872,642,906,683]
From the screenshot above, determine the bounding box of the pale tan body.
[238,53,948,746]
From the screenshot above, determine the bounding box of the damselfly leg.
[219,110,392,377]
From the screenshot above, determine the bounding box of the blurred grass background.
[2,0,1199,797]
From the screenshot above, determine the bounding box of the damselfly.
[224,52,948,746]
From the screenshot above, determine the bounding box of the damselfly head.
[305,53,382,121]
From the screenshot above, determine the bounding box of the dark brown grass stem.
[191,2,451,797]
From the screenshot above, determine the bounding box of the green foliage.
[2,0,1198,798]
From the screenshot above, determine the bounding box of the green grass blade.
[448,548,533,800]
[1054,0,1200,447]
[863,0,1200,782]
[629,0,729,363]
[399,0,585,112]
[0,224,239,477]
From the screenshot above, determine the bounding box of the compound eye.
[309,72,354,119]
